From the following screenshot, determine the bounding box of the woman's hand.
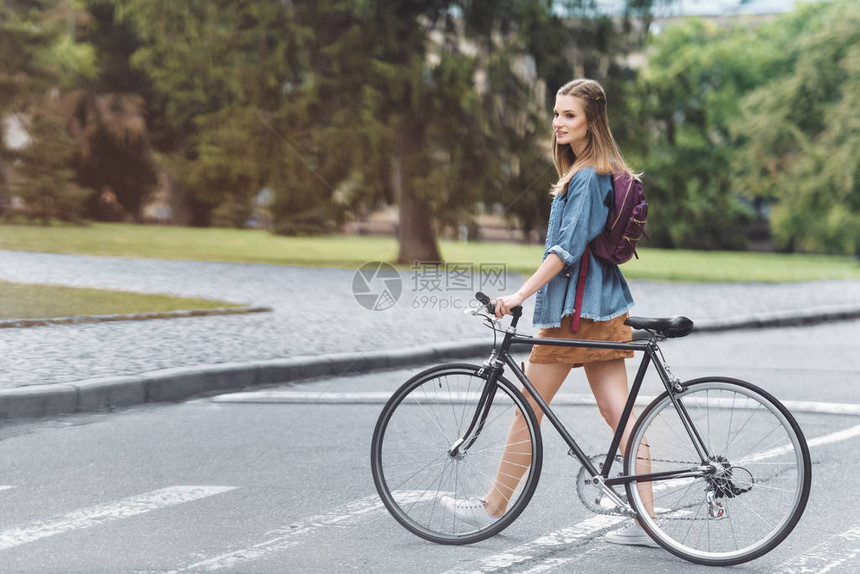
[488,254,562,319]
[491,292,526,318]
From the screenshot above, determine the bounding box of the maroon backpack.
[566,171,648,332]
[591,171,649,264]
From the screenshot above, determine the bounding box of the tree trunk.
[392,123,441,264]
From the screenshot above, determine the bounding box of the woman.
[440,78,656,547]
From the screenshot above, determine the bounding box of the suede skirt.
[528,313,634,368]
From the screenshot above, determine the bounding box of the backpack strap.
[570,244,590,332]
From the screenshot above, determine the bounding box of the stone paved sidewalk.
[1,250,859,389]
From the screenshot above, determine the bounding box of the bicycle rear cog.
[575,454,627,515]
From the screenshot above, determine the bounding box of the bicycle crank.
[575,454,630,516]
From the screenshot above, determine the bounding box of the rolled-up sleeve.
[545,169,609,274]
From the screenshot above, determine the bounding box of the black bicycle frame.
[457,315,714,489]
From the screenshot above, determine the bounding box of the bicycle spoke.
[412,391,453,445]
[386,455,449,490]
[723,403,764,454]
[733,422,788,462]
[372,366,541,544]
[623,379,810,565]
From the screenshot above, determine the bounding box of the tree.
[64,90,158,220]
[1,0,98,221]
[731,0,860,254]
[629,18,772,249]
[108,0,658,262]
[346,1,658,262]
[111,0,348,228]
[630,0,860,254]
[11,105,93,223]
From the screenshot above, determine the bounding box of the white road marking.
[776,524,860,574]
[510,547,603,574]
[169,397,860,573]
[211,391,860,416]
[445,424,860,573]
[741,423,860,464]
[167,491,426,572]
[441,515,626,574]
[0,486,236,552]
[0,486,15,492]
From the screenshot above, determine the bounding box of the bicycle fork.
[447,365,500,458]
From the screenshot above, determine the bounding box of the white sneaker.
[605,521,659,548]
[439,496,500,527]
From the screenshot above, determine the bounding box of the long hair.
[551,78,633,196]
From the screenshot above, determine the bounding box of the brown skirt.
[528,313,634,368]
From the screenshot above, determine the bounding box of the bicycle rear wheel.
[624,377,811,566]
[371,363,542,544]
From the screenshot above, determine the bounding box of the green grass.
[0,222,391,268]
[0,280,242,321]
[1,222,858,283]
[439,243,860,282]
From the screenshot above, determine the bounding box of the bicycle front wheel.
[371,363,542,544]
[624,377,811,566]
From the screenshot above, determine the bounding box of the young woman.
[440,78,656,547]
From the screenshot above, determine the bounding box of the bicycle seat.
[624,316,694,338]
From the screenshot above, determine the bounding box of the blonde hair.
[551,78,633,196]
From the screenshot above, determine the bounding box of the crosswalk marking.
[509,547,603,574]
[776,524,860,574]
[746,423,860,463]
[167,491,425,572]
[442,515,626,574]
[0,421,855,570]
[0,485,236,552]
[444,423,860,573]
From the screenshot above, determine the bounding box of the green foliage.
[632,18,765,249]
[10,108,94,223]
[111,0,348,230]
[0,1,55,115]
[172,106,264,227]
[34,33,98,88]
[731,1,860,255]
[635,0,860,254]
[1,0,150,223]
[109,0,658,246]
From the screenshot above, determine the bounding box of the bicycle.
[370,292,811,566]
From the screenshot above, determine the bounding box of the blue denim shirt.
[532,167,634,329]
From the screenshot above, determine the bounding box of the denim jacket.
[531,167,634,329]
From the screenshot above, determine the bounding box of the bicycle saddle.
[624,316,694,338]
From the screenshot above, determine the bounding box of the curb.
[2,304,859,420]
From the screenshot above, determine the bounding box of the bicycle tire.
[623,377,811,566]
[371,363,543,545]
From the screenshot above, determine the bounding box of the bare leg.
[483,361,571,516]
[584,358,655,519]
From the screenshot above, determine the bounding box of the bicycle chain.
[575,454,765,521]
[575,453,703,518]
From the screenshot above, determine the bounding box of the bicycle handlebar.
[475,291,523,325]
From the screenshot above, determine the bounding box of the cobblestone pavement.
[2,250,859,389]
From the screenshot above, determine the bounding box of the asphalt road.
[1,320,859,573]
